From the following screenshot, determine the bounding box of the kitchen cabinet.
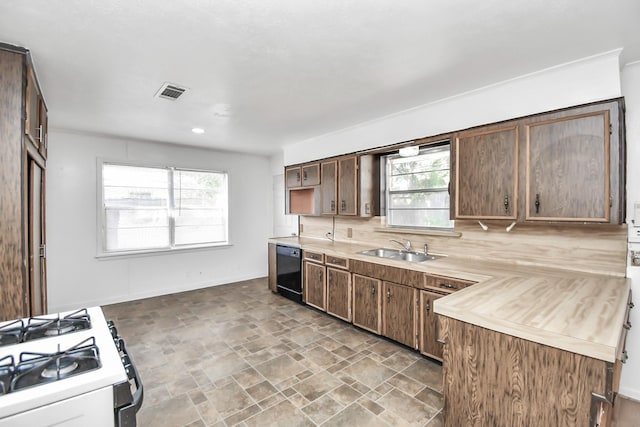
[320,161,338,214]
[451,98,625,224]
[338,156,357,215]
[267,243,277,292]
[286,163,320,188]
[382,281,417,349]
[0,44,48,320]
[352,273,382,334]
[304,260,326,311]
[326,267,351,322]
[454,126,518,219]
[419,290,444,360]
[525,110,611,222]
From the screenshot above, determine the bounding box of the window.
[100,163,228,254]
[384,143,453,229]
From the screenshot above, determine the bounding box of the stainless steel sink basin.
[358,248,440,263]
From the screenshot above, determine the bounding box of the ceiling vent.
[155,83,187,101]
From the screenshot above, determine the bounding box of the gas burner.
[23,309,91,342]
[0,355,15,396]
[11,337,101,392]
[0,319,24,347]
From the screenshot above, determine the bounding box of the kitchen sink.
[358,248,440,263]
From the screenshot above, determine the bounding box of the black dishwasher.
[276,244,303,304]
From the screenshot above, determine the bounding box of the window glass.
[385,144,453,229]
[101,163,228,253]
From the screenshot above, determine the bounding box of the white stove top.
[0,307,128,419]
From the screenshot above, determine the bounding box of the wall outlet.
[631,250,640,266]
[347,228,353,238]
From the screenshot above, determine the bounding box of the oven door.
[0,386,115,427]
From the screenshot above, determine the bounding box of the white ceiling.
[1,1,639,156]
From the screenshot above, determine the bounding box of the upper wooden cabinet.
[452,98,625,224]
[285,163,320,188]
[320,160,338,214]
[525,110,611,222]
[455,126,518,219]
[25,65,48,158]
[338,156,358,215]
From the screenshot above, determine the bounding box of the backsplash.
[299,215,628,276]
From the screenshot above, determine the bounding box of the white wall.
[46,130,272,312]
[621,61,640,400]
[284,49,622,164]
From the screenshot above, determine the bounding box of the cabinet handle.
[504,194,509,213]
[296,171,300,182]
[341,200,346,211]
[622,350,629,363]
[535,193,540,214]
[425,301,430,313]
[329,272,332,281]
[624,321,632,330]
[439,283,457,290]
[331,200,335,212]
[37,125,43,143]
[630,302,635,309]
[387,289,391,301]
[371,285,375,295]
[303,170,307,181]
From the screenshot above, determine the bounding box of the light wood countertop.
[269,236,631,362]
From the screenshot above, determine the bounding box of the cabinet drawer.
[325,255,348,269]
[424,274,476,292]
[304,250,324,263]
[350,259,424,287]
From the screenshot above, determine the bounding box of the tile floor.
[104,277,640,427]
[103,278,444,427]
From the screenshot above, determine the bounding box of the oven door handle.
[115,337,144,427]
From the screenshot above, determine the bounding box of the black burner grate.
[0,355,15,395]
[0,320,24,347]
[23,309,91,342]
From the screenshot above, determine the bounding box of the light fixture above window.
[399,146,419,157]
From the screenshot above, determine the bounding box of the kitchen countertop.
[269,236,631,362]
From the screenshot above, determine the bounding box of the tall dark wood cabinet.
[0,44,48,321]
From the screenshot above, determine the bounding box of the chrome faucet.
[390,239,412,252]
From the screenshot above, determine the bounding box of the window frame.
[96,159,231,258]
[382,141,454,231]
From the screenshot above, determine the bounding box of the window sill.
[96,243,233,260]
[374,227,461,238]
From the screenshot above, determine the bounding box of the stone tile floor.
[103,278,444,427]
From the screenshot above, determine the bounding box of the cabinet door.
[301,163,320,186]
[455,126,518,219]
[25,66,44,150]
[382,282,417,349]
[419,290,444,360]
[28,158,47,316]
[526,111,610,222]
[268,243,277,292]
[285,166,302,188]
[38,99,48,159]
[352,274,381,334]
[338,156,357,215]
[304,261,326,311]
[321,161,338,214]
[326,268,351,321]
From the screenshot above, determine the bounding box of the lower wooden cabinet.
[352,274,382,334]
[326,267,351,321]
[268,243,277,293]
[382,282,417,349]
[419,290,445,360]
[304,261,326,311]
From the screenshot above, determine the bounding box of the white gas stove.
[0,307,143,427]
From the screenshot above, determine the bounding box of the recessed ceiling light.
[191,128,205,134]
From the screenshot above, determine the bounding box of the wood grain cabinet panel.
[352,274,382,334]
[526,111,611,222]
[338,156,357,215]
[301,163,320,186]
[285,166,302,188]
[268,243,277,292]
[419,290,444,360]
[320,160,338,214]
[326,267,351,322]
[382,282,417,349]
[455,126,518,219]
[304,261,326,311]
